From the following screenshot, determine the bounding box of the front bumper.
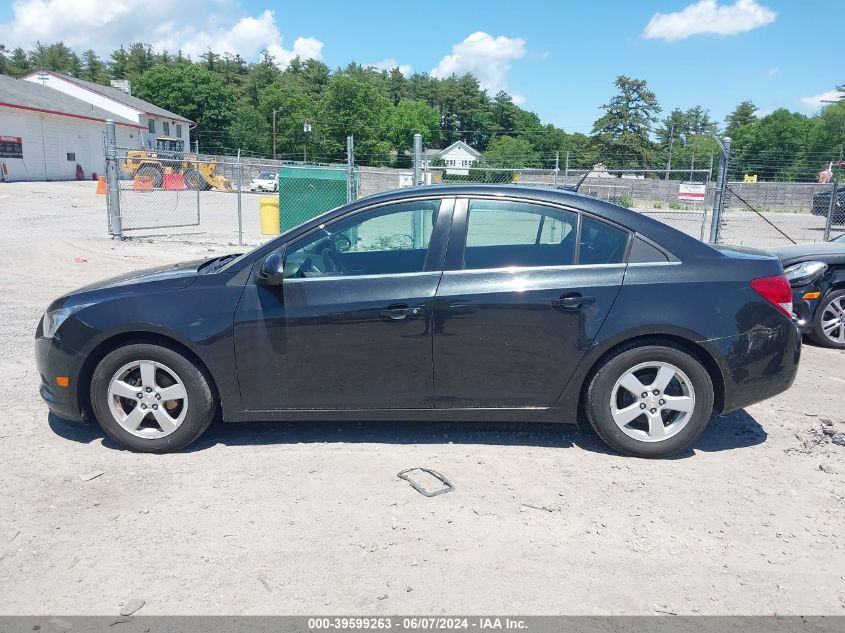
[790,283,822,334]
[34,335,86,422]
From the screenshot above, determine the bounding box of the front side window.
[283,200,440,279]
[462,199,577,270]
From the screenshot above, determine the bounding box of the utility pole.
[272,107,283,159]
[413,133,423,186]
[104,119,121,238]
[554,151,559,187]
[303,120,312,162]
[665,123,674,180]
[346,135,355,203]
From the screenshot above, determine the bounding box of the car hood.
[52,259,208,309]
[770,242,845,267]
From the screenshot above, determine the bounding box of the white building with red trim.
[22,70,193,152]
[0,74,145,182]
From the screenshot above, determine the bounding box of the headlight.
[783,261,827,285]
[42,304,92,339]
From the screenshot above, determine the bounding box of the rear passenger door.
[433,197,629,409]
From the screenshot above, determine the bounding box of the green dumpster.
[278,165,357,232]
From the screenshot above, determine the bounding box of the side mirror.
[257,252,285,286]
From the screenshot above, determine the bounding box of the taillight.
[751,275,793,318]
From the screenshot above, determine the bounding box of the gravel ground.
[0,181,843,616]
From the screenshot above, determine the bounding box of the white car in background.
[250,172,279,192]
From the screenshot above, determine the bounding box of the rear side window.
[578,216,629,265]
[463,200,577,269]
[628,236,670,263]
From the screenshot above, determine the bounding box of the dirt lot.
[0,181,843,615]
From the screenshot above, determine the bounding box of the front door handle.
[552,293,596,309]
[380,304,423,321]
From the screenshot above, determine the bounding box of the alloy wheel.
[107,360,188,438]
[610,361,696,442]
[820,297,845,344]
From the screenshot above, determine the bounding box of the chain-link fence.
[715,159,843,248]
[102,124,845,251]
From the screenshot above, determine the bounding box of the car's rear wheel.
[90,344,216,452]
[811,289,845,349]
[585,344,714,458]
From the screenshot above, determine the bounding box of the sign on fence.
[678,182,706,201]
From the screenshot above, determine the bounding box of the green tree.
[591,75,662,167]
[133,65,236,152]
[258,83,317,158]
[81,50,107,83]
[28,41,79,74]
[483,135,540,168]
[227,105,271,154]
[730,109,812,180]
[724,101,758,138]
[529,124,569,168]
[385,67,407,105]
[109,45,128,79]
[7,47,30,76]
[320,74,391,161]
[385,99,441,154]
[244,49,281,106]
[125,42,155,79]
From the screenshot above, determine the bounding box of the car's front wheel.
[90,344,216,452]
[811,289,845,348]
[585,344,714,458]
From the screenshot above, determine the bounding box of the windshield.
[256,172,275,180]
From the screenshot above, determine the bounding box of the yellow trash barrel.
[259,196,280,235]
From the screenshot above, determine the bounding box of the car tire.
[90,344,216,452]
[584,344,714,458]
[810,289,845,349]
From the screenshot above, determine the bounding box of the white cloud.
[768,66,779,76]
[0,1,322,68]
[800,90,844,112]
[643,0,776,42]
[367,58,413,76]
[511,94,526,106]
[431,31,526,96]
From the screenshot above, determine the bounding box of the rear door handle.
[552,294,596,309]
[380,304,423,321]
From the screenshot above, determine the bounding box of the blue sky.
[1,0,841,133]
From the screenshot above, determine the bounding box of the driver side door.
[234,197,454,411]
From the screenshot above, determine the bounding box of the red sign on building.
[0,136,23,159]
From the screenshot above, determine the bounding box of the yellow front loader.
[121,147,233,192]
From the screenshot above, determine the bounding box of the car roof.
[348,184,716,258]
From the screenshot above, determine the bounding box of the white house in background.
[22,69,193,151]
[429,140,482,175]
[0,74,142,181]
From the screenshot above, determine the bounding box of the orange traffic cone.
[96,176,106,194]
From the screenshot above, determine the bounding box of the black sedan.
[35,185,801,458]
[773,233,845,348]
[811,189,844,225]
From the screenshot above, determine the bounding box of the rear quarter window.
[628,236,670,263]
